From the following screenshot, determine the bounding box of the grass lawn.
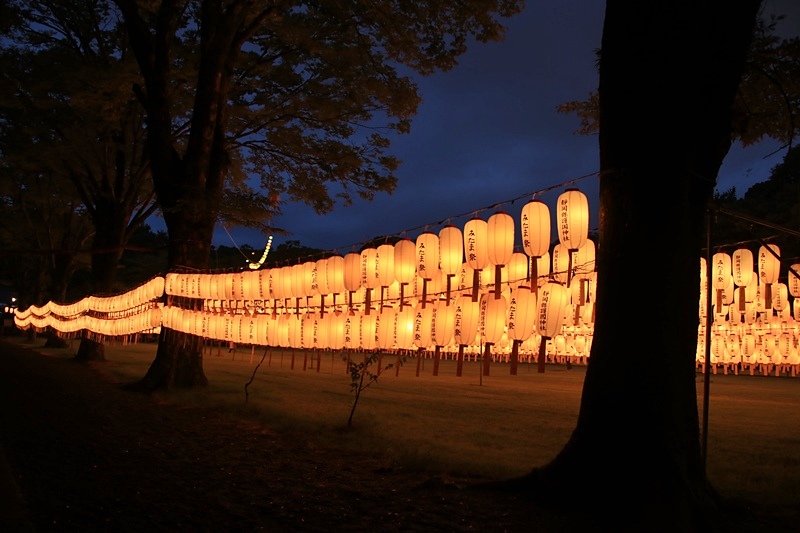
[17,335,800,508]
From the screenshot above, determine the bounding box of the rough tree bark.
[497,1,763,529]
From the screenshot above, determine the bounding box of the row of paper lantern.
[698,331,800,365]
[701,245,800,309]
[14,306,163,336]
[159,289,587,356]
[15,277,166,320]
[22,276,800,365]
[164,189,594,303]
[163,242,596,303]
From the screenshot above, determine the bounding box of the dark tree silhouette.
[502,1,764,529]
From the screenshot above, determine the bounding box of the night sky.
[213,0,799,256]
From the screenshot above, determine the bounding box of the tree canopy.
[556,10,800,151]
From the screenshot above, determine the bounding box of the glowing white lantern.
[772,282,789,311]
[480,293,507,342]
[556,188,589,251]
[376,243,396,289]
[439,225,463,303]
[520,199,550,259]
[393,239,417,284]
[463,217,489,271]
[359,311,378,350]
[326,311,346,350]
[486,211,514,296]
[431,299,456,348]
[394,305,416,350]
[315,258,331,297]
[413,301,434,349]
[453,295,481,346]
[360,247,380,290]
[343,310,361,350]
[537,281,570,338]
[325,256,345,296]
[552,243,570,284]
[758,244,780,308]
[507,252,529,289]
[788,263,800,298]
[573,240,596,280]
[415,232,439,281]
[487,211,514,267]
[343,252,362,304]
[439,225,463,276]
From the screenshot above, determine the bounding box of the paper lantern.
[457,263,475,293]
[520,199,550,258]
[254,313,271,345]
[772,282,789,311]
[572,240,596,280]
[412,301,434,349]
[375,306,396,350]
[277,265,294,300]
[343,310,362,350]
[361,247,380,289]
[506,252,531,289]
[394,305,416,350]
[439,225,463,276]
[303,312,323,349]
[758,244,781,308]
[431,299,456,347]
[783,263,800,299]
[732,249,754,287]
[284,313,301,348]
[759,244,781,284]
[301,261,317,297]
[360,311,378,350]
[487,211,514,267]
[326,311,346,350]
[325,255,345,296]
[552,243,570,284]
[415,232,439,281]
[537,282,570,338]
[315,258,331,296]
[343,252,362,293]
[453,295,481,346]
[268,268,285,300]
[507,286,536,342]
[376,243,396,288]
[480,293,507,344]
[712,252,732,291]
[533,252,550,288]
[463,217,489,271]
[393,239,417,284]
[556,188,589,251]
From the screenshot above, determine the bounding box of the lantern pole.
[702,207,714,474]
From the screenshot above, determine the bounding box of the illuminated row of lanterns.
[14,306,163,336]
[15,277,165,319]
[13,187,800,375]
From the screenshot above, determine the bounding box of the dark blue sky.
[213,0,799,258]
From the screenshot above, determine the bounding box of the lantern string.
[268,172,599,265]
[220,223,252,262]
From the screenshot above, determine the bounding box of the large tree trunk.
[503,1,762,528]
[130,192,216,389]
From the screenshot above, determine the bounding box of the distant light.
[248,235,274,269]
